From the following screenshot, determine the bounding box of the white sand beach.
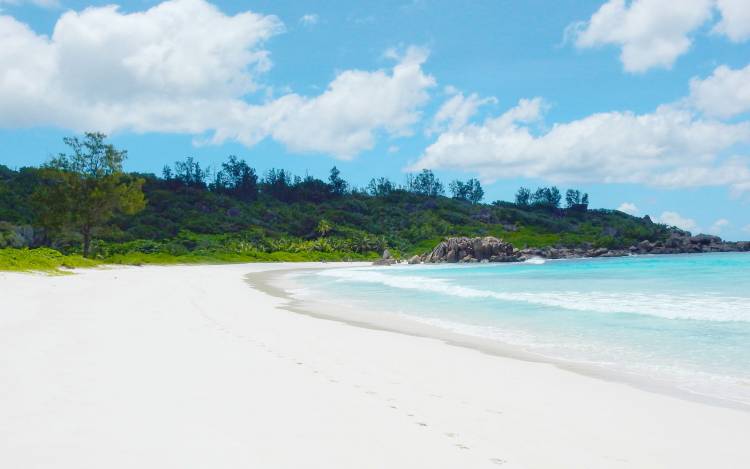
[2,263,749,469]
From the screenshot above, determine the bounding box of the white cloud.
[427,90,496,135]
[708,218,730,234]
[410,99,750,192]
[656,211,699,232]
[299,14,318,26]
[571,0,713,72]
[0,1,435,159]
[743,224,750,234]
[570,0,750,73]
[262,47,435,158]
[689,63,750,119]
[713,0,750,42]
[194,47,435,158]
[0,0,282,128]
[617,202,639,215]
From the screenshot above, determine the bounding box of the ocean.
[287,253,750,407]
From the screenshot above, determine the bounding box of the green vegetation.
[0,247,98,273]
[32,133,146,257]
[449,178,484,204]
[0,134,674,271]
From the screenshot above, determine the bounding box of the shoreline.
[250,264,750,413]
[3,262,750,468]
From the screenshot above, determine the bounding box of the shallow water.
[291,253,750,406]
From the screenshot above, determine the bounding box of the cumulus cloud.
[708,218,730,234]
[617,202,639,215]
[0,0,282,128]
[299,14,318,26]
[427,90,496,135]
[570,0,713,72]
[410,98,750,192]
[0,1,435,158]
[199,47,435,158]
[570,0,749,73]
[713,0,750,42]
[656,211,699,232]
[261,46,435,158]
[689,63,750,119]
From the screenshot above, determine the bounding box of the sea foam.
[319,268,750,322]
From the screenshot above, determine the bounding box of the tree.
[295,175,331,203]
[449,178,484,204]
[565,189,581,208]
[564,189,589,209]
[407,169,444,197]
[212,155,258,201]
[515,187,531,206]
[329,166,348,196]
[531,186,561,208]
[367,177,395,197]
[173,157,209,188]
[33,133,145,257]
[549,186,561,207]
[316,219,332,237]
[263,168,294,201]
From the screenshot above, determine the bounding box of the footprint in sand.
[455,444,470,450]
[489,458,507,465]
[444,432,457,438]
[416,422,428,427]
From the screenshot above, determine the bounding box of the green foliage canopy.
[449,178,484,204]
[33,133,146,257]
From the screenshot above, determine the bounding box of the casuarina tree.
[33,133,145,257]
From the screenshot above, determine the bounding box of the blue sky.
[1,0,749,239]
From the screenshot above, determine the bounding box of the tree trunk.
[82,228,91,258]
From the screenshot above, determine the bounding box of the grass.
[105,249,379,265]
[0,247,379,272]
[0,247,99,273]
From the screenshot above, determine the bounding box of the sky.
[1,0,749,239]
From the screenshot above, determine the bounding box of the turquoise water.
[292,253,750,406]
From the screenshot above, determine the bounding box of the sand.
[1,263,749,468]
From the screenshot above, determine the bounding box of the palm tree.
[316,219,332,237]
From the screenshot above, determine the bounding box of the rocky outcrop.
[517,246,630,259]
[374,230,750,266]
[423,237,520,263]
[629,231,749,255]
[372,249,398,266]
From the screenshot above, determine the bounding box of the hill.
[1,139,745,267]
[0,163,676,264]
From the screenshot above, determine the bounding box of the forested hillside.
[0,134,676,265]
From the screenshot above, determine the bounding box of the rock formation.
[422,236,520,263]
[373,230,750,266]
[372,249,398,266]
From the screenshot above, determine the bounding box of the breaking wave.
[318,268,750,323]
